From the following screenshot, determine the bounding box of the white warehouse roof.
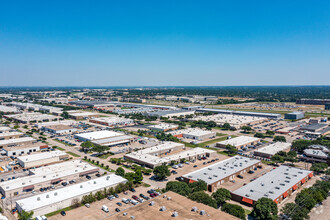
[0,137,35,146]
[255,142,291,156]
[17,150,67,163]
[16,174,127,212]
[74,130,123,141]
[217,136,261,147]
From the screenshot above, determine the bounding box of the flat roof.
[132,142,184,155]
[74,130,123,141]
[16,174,127,212]
[92,135,133,146]
[3,142,47,151]
[1,160,97,192]
[5,113,57,122]
[0,137,35,146]
[0,105,18,112]
[303,149,328,158]
[91,117,134,124]
[182,156,261,184]
[164,147,215,161]
[232,166,312,201]
[169,128,215,137]
[255,142,291,156]
[44,124,75,131]
[17,150,67,163]
[217,136,261,147]
[37,120,77,128]
[0,131,23,138]
[300,123,328,131]
[148,110,195,117]
[0,127,11,132]
[149,123,179,130]
[69,112,99,117]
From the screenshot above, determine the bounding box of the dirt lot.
[49,185,152,220]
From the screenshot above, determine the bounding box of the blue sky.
[0,0,329,86]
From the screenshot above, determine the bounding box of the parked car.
[193,165,197,168]
[86,175,91,179]
[60,211,66,216]
[132,195,138,200]
[116,202,122,206]
[102,205,109,213]
[129,188,136,192]
[248,170,255,174]
[237,175,244,179]
[85,203,90,208]
[114,193,119,198]
[115,208,121,212]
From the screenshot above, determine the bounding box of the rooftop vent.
[46,195,49,198]
[37,197,40,201]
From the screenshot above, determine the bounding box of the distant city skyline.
[1,1,330,86]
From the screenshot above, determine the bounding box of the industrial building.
[42,124,77,134]
[15,174,127,217]
[232,166,313,205]
[74,130,134,147]
[168,128,216,141]
[4,113,57,123]
[0,131,24,140]
[182,156,261,192]
[0,105,19,113]
[0,126,12,133]
[300,145,330,165]
[2,143,49,157]
[254,142,291,159]
[216,136,261,149]
[11,102,63,113]
[196,108,282,119]
[124,142,216,168]
[284,112,305,120]
[299,123,330,138]
[89,116,134,127]
[17,150,69,168]
[0,160,98,198]
[146,109,195,118]
[0,137,36,148]
[36,120,77,129]
[68,111,99,120]
[191,114,266,128]
[296,99,330,105]
[148,123,179,132]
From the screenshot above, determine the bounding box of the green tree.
[18,210,34,220]
[14,125,19,129]
[295,188,317,211]
[81,141,94,152]
[226,144,238,155]
[188,191,217,208]
[266,130,275,136]
[221,203,246,219]
[271,154,284,165]
[153,165,170,180]
[251,198,278,220]
[189,180,207,192]
[222,123,231,130]
[241,126,252,133]
[254,132,265,138]
[115,167,125,177]
[134,169,143,184]
[281,203,310,220]
[92,145,108,154]
[166,181,192,196]
[310,162,328,173]
[212,188,231,206]
[61,111,69,119]
[124,172,136,183]
[273,136,286,142]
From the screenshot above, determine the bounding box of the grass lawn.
[54,139,71,146]
[83,158,115,172]
[54,146,65,151]
[66,151,80,157]
[216,132,226,136]
[98,153,112,159]
[244,209,252,216]
[45,205,81,217]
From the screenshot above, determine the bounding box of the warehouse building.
[75,130,134,147]
[0,137,36,148]
[182,156,261,192]
[0,131,24,140]
[146,109,195,118]
[216,136,261,149]
[254,142,291,159]
[148,123,179,132]
[68,111,99,120]
[232,166,313,205]
[0,126,12,133]
[284,112,305,120]
[169,128,216,141]
[42,124,77,135]
[16,174,127,217]
[0,160,98,198]
[17,150,69,168]
[89,117,134,127]
[196,108,282,119]
[0,105,19,113]
[2,143,49,157]
[4,113,57,123]
[36,120,78,129]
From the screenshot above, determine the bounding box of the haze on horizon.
[0,1,330,87]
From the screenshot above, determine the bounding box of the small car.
[116,202,122,206]
[85,203,90,208]
[115,208,121,212]
[60,211,66,216]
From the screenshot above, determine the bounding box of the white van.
[131,199,138,205]
[102,205,109,213]
[122,198,129,204]
[41,216,47,220]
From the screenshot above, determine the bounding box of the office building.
[17,150,69,168]
[254,142,291,159]
[284,112,304,120]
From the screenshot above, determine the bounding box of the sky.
[0,0,330,87]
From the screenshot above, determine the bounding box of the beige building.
[216,136,261,149]
[0,131,24,140]
[17,150,69,168]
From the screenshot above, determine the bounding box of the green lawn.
[54,146,65,151]
[45,205,81,217]
[66,151,80,157]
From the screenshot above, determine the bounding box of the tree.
[254,132,265,138]
[221,203,246,219]
[241,126,252,133]
[18,210,34,220]
[266,130,275,136]
[124,172,136,183]
[134,169,143,184]
[188,191,217,208]
[92,145,108,154]
[251,198,278,220]
[310,162,328,173]
[71,198,80,208]
[271,154,284,165]
[295,188,317,211]
[212,188,231,206]
[226,144,238,155]
[166,181,192,196]
[61,111,69,119]
[189,180,207,192]
[153,165,170,180]
[273,136,286,142]
[14,125,19,129]
[281,203,310,220]
[81,141,94,152]
[115,167,125,177]
[287,151,297,158]
[222,123,231,130]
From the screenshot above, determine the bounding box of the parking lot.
[49,186,153,220]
